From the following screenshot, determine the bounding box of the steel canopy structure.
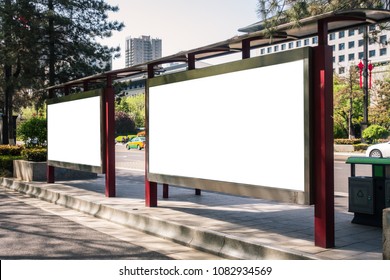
[45,9,390,249]
[47,9,390,91]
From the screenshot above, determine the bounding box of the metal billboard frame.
[46,89,105,174]
[146,47,313,205]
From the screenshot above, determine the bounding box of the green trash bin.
[346,156,390,227]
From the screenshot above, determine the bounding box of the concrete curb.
[0,177,320,260]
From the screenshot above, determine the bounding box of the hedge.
[0,146,47,177]
[21,148,47,162]
[353,143,369,151]
[0,155,23,177]
[0,145,24,156]
[334,139,361,145]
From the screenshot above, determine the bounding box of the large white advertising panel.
[47,89,104,173]
[147,48,312,204]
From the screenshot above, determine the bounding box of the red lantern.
[358,61,364,88]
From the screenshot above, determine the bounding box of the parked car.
[126,136,146,150]
[366,141,390,158]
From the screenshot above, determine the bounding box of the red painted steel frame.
[145,65,158,207]
[47,165,55,183]
[47,88,55,184]
[105,78,116,197]
[313,19,335,248]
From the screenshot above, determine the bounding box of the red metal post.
[146,181,158,207]
[313,19,335,248]
[163,183,169,199]
[145,64,158,207]
[47,165,55,183]
[187,53,202,196]
[105,75,116,197]
[47,87,55,184]
[242,39,251,59]
[188,53,196,70]
[83,81,89,92]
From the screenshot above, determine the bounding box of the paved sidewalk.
[0,167,383,260]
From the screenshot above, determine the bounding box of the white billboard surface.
[149,59,306,191]
[47,93,103,171]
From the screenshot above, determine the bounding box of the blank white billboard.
[47,90,104,173]
[147,48,312,204]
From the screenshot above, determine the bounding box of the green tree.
[115,94,145,129]
[257,1,385,31]
[1,0,124,144]
[115,111,136,136]
[40,0,124,88]
[369,76,390,130]
[0,0,44,144]
[333,66,363,139]
[362,124,389,143]
[17,117,47,147]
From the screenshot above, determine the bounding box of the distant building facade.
[125,35,162,67]
[241,25,390,75]
[250,25,390,76]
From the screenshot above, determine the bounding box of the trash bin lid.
[346,156,390,165]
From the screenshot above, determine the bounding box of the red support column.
[146,181,158,207]
[145,64,158,207]
[105,76,116,197]
[313,19,335,248]
[163,183,169,199]
[47,165,55,183]
[187,53,202,196]
[47,87,55,184]
[242,39,251,59]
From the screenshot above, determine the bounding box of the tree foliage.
[0,0,124,144]
[257,1,385,35]
[333,66,363,138]
[37,0,124,86]
[333,65,390,139]
[17,117,47,147]
[362,124,389,142]
[370,77,390,130]
[116,94,145,129]
[115,111,136,136]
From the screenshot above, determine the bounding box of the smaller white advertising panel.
[47,90,104,173]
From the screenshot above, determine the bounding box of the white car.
[366,141,390,158]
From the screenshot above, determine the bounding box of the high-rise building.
[125,35,162,67]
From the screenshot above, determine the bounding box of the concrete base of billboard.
[13,160,97,182]
[384,208,390,260]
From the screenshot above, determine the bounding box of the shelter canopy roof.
[47,9,390,91]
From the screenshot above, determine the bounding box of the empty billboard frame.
[47,89,105,174]
[147,47,313,204]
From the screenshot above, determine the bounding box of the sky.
[102,0,260,69]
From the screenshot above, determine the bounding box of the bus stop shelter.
[45,9,390,249]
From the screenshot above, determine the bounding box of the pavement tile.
[0,164,386,260]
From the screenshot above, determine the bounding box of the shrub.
[353,143,369,151]
[0,145,24,156]
[334,139,361,145]
[115,111,136,136]
[21,148,47,162]
[362,125,389,143]
[334,123,347,139]
[17,117,47,147]
[0,155,23,177]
